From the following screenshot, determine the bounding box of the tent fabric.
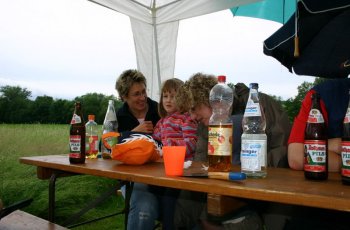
[88,0,259,100]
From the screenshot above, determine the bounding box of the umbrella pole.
[294,0,300,57]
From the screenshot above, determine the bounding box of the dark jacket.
[116,97,160,132]
[195,83,291,168]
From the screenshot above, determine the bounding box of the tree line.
[0,85,123,124]
[0,79,323,124]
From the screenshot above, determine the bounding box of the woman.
[115,69,161,230]
[116,69,160,133]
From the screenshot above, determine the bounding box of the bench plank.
[0,210,67,230]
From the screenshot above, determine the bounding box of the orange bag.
[110,133,161,165]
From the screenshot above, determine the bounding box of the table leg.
[48,172,58,222]
[124,182,134,229]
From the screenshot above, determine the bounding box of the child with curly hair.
[152,78,198,229]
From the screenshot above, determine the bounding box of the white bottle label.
[69,135,82,158]
[307,109,324,123]
[70,114,81,124]
[341,141,350,177]
[344,108,350,123]
[243,99,261,117]
[241,139,267,171]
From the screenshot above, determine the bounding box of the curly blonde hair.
[115,69,147,101]
[175,73,217,113]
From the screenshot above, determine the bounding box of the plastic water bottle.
[208,75,234,172]
[85,114,99,159]
[240,83,267,178]
[101,100,118,159]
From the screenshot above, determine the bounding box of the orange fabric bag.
[110,133,161,165]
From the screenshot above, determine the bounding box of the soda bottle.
[69,101,86,164]
[304,92,328,180]
[240,83,267,178]
[101,100,118,159]
[341,90,350,185]
[208,75,234,172]
[85,114,99,159]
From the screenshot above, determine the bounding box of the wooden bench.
[0,210,68,230]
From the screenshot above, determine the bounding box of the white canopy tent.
[88,0,258,100]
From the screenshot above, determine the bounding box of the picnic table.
[20,154,350,227]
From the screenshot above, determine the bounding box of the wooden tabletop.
[20,155,350,212]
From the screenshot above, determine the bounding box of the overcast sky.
[0,0,313,100]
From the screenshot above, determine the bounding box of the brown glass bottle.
[69,101,86,164]
[304,93,328,180]
[341,90,350,185]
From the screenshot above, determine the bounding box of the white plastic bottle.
[85,114,99,159]
[101,100,118,159]
[208,75,234,172]
[240,83,267,178]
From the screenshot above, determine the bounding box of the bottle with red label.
[69,101,86,164]
[341,90,350,185]
[304,92,328,180]
[85,114,99,159]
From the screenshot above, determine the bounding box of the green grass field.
[0,124,125,229]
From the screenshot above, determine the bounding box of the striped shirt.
[153,112,198,160]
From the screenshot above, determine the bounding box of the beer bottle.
[208,75,234,172]
[341,90,350,185]
[69,101,86,164]
[304,92,328,180]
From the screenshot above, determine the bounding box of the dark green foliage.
[0,85,32,123]
[0,78,325,124]
[0,86,123,124]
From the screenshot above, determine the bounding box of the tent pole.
[152,0,162,96]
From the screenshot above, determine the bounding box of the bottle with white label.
[304,92,328,180]
[341,90,350,185]
[101,100,118,159]
[240,83,267,178]
[69,101,86,164]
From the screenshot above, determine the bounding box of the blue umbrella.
[230,0,296,24]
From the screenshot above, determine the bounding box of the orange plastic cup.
[163,146,186,176]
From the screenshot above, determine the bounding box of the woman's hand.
[132,121,154,133]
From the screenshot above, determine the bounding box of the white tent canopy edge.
[88,0,259,101]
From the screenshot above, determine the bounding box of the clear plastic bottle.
[101,100,118,159]
[85,114,99,159]
[240,83,267,178]
[208,75,234,172]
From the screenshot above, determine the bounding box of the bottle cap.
[249,83,259,89]
[218,75,226,83]
[88,114,95,121]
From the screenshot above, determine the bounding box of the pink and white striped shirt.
[153,111,198,160]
